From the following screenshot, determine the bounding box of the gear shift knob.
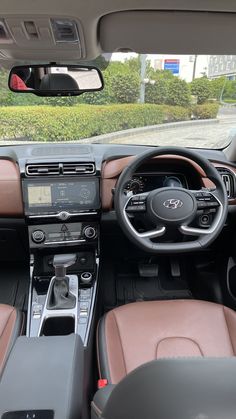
[53,254,77,279]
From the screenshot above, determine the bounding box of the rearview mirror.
[8,64,104,96]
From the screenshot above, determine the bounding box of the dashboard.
[0,143,235,218]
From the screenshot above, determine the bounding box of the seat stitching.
[96,318,102,379]
[155,336,204,358]
[111,311,127,375]
[223,306,235,355]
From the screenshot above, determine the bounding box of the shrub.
[0,103,217,142]
[109,72,140,103]
[192,103,219,119]
[161,105,191,122]
[145,79,169,105]
[190,77,212,104]
[0,104,164,141]
[166,78,191,107]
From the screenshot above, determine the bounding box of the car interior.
[1,1,236,418]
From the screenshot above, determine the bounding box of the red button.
[98,379,108,389]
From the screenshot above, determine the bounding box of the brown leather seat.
[97,299,236,384]
[0,304,23,373]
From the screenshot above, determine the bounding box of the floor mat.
[114,257,192,307]
[0,263,30,311]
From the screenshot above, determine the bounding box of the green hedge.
[0,103,219,142]
[192,103,219,119]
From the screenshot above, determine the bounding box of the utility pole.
[192,55,198,81]
[140,54,147,103]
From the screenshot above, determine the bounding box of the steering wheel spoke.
[191,190,220,210]
[180,191,223,236]
[124,192,166,239]
[125,192,149,214]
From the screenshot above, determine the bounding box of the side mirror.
[8,64,104,97]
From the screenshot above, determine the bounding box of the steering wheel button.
[197,202,206,208]
[137,205,146,211]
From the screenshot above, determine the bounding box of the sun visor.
[99,11,236,54]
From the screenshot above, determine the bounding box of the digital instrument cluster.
[124,173,187,194]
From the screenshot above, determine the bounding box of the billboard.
[164,59,180,75]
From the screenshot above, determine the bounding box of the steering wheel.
[114,147,228,253]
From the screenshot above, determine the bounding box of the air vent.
[62,163,95,175]
[26,163,60,176]
[216,167,235,198]
[51,19,80,43]
[26,162,95,176]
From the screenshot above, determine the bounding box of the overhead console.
[0,15,85,63]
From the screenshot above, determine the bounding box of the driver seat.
[93,299,236,417]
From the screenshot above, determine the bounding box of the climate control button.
[31,230,45,243]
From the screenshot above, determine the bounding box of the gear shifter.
[47,254,77,310]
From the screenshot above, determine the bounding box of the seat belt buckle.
[98,379,108,389]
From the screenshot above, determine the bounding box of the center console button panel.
[29,222,98,248]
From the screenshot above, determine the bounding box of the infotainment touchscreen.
[23,178,100,215]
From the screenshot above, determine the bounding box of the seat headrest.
[40,73,78,90]
[102,358,236,419]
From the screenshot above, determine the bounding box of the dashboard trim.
[0,160,24,217]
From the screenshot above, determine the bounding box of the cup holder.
[41,316,75,336]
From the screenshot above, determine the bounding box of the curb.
[80,119,219,144]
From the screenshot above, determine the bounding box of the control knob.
[81,272,92,284]
[83,226,97,240]
[31,230,45,244]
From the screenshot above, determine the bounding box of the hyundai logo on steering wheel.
[163,199,183,209]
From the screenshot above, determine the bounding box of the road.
[109,107,236,149]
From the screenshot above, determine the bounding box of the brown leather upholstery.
[0,304,22,374]
[97,299,236,384]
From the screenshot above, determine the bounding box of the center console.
[22,162,101,345]
[0,160,101,419]
[0,335,84,419]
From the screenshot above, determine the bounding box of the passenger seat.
[0,304,23,374]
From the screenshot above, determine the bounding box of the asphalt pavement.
[109,107,236,149]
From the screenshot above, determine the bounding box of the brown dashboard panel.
[0,160,23,216]
[101,155,236,210]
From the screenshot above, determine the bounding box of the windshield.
[0,53,235,149]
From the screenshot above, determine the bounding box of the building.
[208,55,236,80]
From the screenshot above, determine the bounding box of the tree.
[190,77,212,104]
[210,77,226,100]
[166,78,191,107]
[221,79,236,102]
